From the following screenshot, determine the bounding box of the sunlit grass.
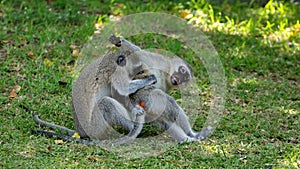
[0,0,299,168]
[184,0,300,53]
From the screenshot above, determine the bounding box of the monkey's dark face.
[115,53,150,80]
[170,65,191,85]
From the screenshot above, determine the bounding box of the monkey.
[33,35,157,146]
[109,38,213,143]
[32,35,213,145]
[127,84,213,143]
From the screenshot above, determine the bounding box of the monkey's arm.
[128,74,157,94]
[115,74,157,96]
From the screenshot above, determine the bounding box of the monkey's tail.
[20,104,75,136]
[30,129,138,147]
[23,105,139,146]
[32,112,75,136]
[30,129,107,146]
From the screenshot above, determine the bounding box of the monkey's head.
[169,58,193,86]
[111,50,156,96]
[109,34,149,80]
[114,52,151,79]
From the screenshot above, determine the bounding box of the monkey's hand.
[132,104,146,122]
[109,34,121,47]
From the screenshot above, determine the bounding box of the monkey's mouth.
[170,75,180,85]
[131,65,144,79]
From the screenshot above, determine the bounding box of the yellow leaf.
[54,140,65,144]
[45,59,54,67]
[87,155,105,162]
[94,22,103,29]
[69,44,79,49]
[72,132,80,139]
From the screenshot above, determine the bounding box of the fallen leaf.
[54,140,65,144]
[10,65,21,72]
[27,51,34,58]
[72,49,80,56]
[72,132,80,139]
[87,155,105,162]
[45,58,54,67]
[69,44,79,49]
[8,85,21,98]
[72,49,82,58]
[9,91,17,98]
[94,21,103,30]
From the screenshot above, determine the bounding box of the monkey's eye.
[116,55,126,66]
[178,66,187,74]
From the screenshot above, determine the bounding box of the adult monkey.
[33,35,157,146]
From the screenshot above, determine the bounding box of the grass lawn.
[0,0,299,168]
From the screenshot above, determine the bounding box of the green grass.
[0,0,299,168]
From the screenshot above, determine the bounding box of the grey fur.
[32,35,213,146]
[33,35,156,146]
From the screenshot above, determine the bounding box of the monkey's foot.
[195,126,213,141]
[179,136,199,144]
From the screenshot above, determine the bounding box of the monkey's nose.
[171,75,180,85]
[149,74,157,84]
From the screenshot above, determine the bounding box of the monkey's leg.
[150,89,196,137]
[145,89,197,143]
[167,100,213,141]
[161,92,213,141]
[167,124,199,143]
[98,96,145,145]
[153,119,197,143]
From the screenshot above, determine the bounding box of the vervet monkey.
[137,51,193,91]
[111,39,213,143]
[33,35,212,145]
[33,35,157,146]
[128,85,212,143]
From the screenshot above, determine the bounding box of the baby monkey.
[110,39,213,143]
[125,56,212,143]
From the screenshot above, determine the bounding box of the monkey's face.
[119,52,154,81]
[114,52,144,78]
[170,65,191,85]
[112,52,156,96]
[169,57,193,87]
